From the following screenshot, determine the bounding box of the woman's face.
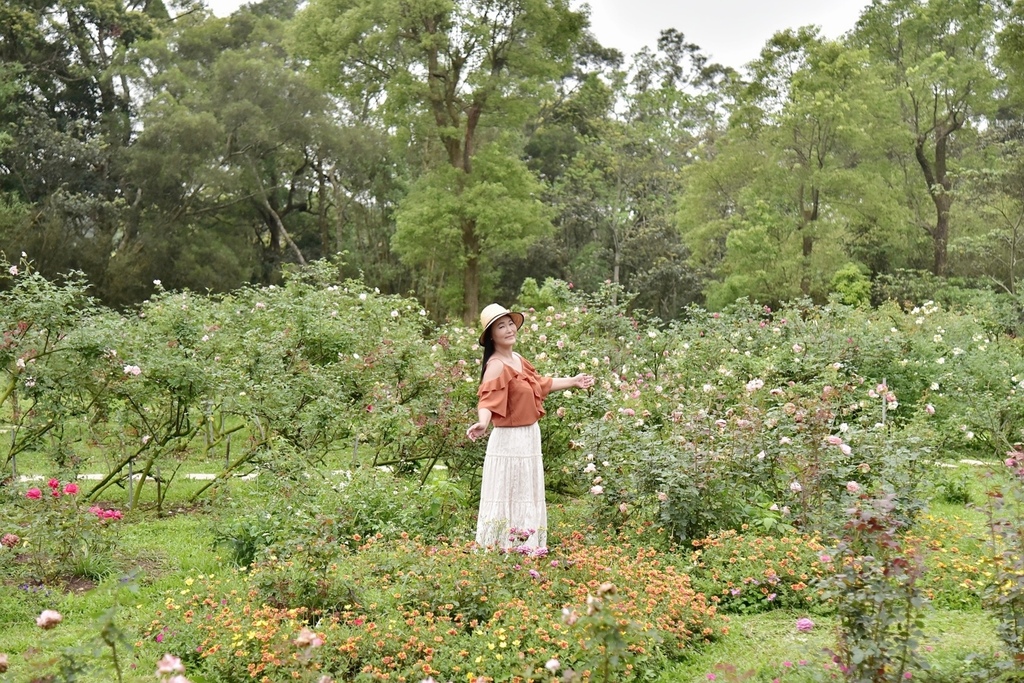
[490,315,518,347]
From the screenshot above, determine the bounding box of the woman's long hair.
[480,330,495,383]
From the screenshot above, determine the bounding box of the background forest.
[2,0,1024,322]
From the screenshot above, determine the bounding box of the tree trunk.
[248,158,306,266]
[798,185,819,296]
[317,161,330,258]
[463,217,480,325]
[915,131,957,277]
[932,195,950,277]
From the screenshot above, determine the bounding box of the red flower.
[47,478,59,490]
[63,482,79,495]
[25,488,42,499]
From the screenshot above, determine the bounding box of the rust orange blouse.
[477,356,553,427]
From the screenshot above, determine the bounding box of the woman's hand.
[466,421,488,441]
[573,373,595,389]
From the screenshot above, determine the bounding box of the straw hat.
[478,303,524,345]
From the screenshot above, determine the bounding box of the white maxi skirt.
[475,422,547,551]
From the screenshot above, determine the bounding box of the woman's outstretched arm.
[549,374,594,392]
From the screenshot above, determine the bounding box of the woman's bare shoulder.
[482,358,508,381]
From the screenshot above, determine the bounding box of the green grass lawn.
[656,610,1004,683]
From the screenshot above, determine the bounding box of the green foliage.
[518,277,575,311]
[831,263,872,307]
[932,469,973,506]
[216,467,471,611]
[689,530,831,615]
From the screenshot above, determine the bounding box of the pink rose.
[827,435,843,446]
[26,488,42,500]
[156,653,184,675]
[846,481,861,493]
[63,482,79,495]
[36,609,62,629]
[1,533,19,548]
[294,627,323,648]
[796,617,814,632]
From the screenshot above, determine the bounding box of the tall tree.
[541,30,727,317]
[954,129,1024,294]
[680,30,909,307]
[291,0,587,322]
[0,0,163,294]
[125,0,398,298]
[853,0,1000,276]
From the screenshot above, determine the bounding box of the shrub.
[980,450,1024,672]
[816,493,929,683]
[831,263,872,307]
[689,529,832,614]
[146,532,726,682]
[2,479,122,583]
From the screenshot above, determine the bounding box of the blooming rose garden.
[1,260,1023,682]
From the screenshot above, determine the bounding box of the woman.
[466,303,594,552]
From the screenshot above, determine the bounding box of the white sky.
[584,0,871,68]
[203,0,871,70]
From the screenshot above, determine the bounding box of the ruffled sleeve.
[520,357,553,402]
[477,365,512,418]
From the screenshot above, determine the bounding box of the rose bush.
[1,478,122,583]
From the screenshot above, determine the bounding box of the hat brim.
[479,311,525,345]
